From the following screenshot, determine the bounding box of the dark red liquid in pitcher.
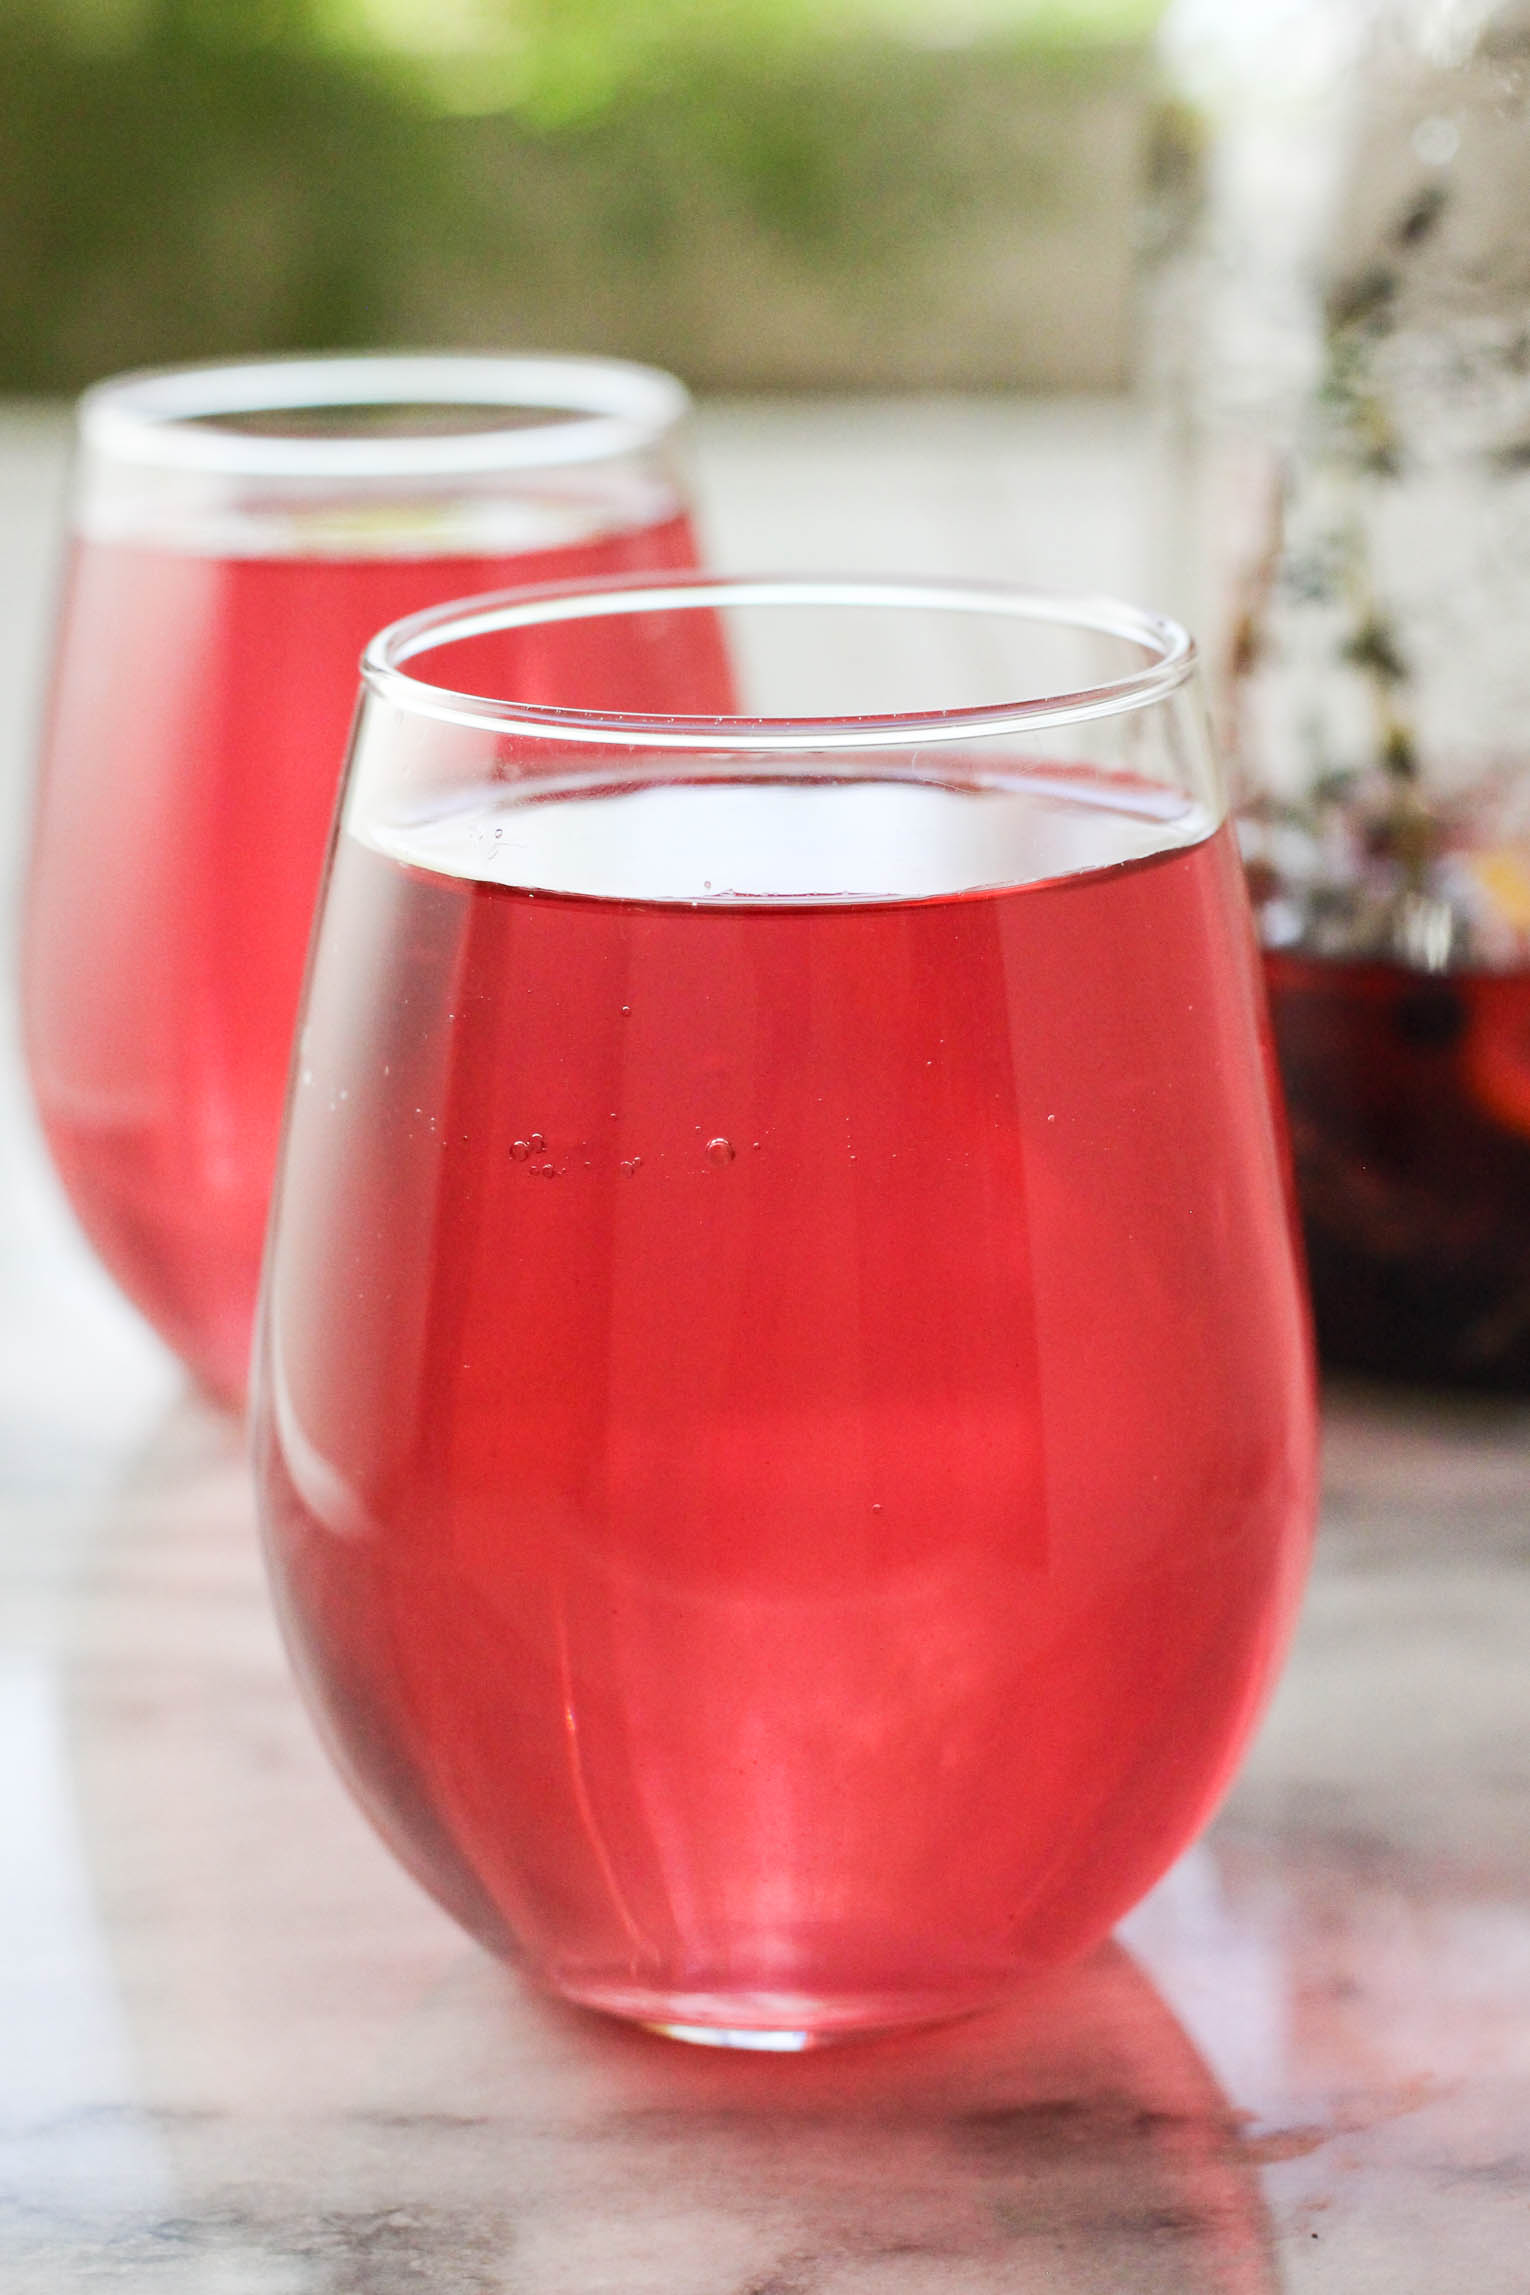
[1266,952,1530,1389]
[255,775,1314,2038]
[22,513,703,1402]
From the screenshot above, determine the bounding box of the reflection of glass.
[21,354,701,1407]
[1147,1,1530,1386]
[253,575,1316,2049]
[315,1943,1281,2295]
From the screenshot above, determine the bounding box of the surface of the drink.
[256,769,1316,2039]
[366,766,1212,905]
[1266,951,1530,1390]
[22,512,702,1403]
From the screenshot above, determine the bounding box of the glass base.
[557,1976,1002,2050]
[643,2021,820,2053]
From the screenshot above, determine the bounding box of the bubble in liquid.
[706,1137,736,1167]
[621,1155,644,1177]
[511,1139,532,1161]
[529,1132,547,1153]
[620,1004,632,1017]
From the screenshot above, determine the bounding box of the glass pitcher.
[1146,0,1530,1388]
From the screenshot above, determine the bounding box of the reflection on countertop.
[8,1403,1275,2294]
[5,1390,1530,2290]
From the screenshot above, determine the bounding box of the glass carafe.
[1147,0,1530,1388]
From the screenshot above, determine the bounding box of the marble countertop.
[3,401,1530,2293]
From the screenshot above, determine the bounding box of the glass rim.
[76,352,692,478]
[361,573,1199,752]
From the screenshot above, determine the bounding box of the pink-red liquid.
[22,513,702,1402]
[1266,952,1530,1389]
[254,773,1315,2040]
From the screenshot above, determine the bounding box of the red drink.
[22,514,702,1402]
[254,770,1314,2039]
[1265,951,1530,1389]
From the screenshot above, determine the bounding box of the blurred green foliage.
[303,0,1163,122]
[2,1,437,386]
[0,0,1157,391]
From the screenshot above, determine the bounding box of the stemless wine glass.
[21,352,703,1406]
[252,574,1317,2049]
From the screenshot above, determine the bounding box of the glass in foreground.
[253,577,1317,2045]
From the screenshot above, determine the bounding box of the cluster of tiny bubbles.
[706,1137,736,1167]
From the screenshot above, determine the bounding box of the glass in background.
[21,353,707,1407]
[1145,0,1530,1388]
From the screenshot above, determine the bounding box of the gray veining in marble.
[3,401,1529,2293]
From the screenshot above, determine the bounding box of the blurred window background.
[1,0,1164,393]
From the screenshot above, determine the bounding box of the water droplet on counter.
[706,1137,736,1166]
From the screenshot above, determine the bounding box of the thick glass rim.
[361,573,1198,752]
[77,352,692,478]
